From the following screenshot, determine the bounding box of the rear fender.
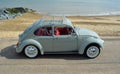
[19,39,44,55]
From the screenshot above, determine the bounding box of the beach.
[0,12,120,38]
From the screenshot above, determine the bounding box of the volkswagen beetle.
[16,17,104,59]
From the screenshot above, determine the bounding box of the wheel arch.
[78,37,102,54]
[20,39,44,55]
[84,43,100,54]
[85,43,100,50]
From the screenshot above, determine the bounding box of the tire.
[24,45,39,58]
[85,45,100,59]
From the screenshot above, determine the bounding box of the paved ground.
[0,38,120,74]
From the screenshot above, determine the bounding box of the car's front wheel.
[85,45,100,59]
[24,45,39,58]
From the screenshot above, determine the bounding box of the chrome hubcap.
[25,45,38,58]
[87,46,99,58]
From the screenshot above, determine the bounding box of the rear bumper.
[14,44,23,53]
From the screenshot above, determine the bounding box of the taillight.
[16,42,19,46]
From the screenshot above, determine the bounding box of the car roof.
[33,16,74,27]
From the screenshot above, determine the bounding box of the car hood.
[75,27,100,38]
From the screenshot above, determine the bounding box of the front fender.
[78,37,104,54]
[16,39,44,55]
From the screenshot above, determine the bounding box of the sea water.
[1,0,120,16]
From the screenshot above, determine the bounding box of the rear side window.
[34,27,52,36]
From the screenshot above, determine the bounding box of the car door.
[53,26,77,52]
[34,26,54,52]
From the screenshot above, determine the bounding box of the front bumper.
[98,38,104,49]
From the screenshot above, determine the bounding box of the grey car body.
[16,18,104,58]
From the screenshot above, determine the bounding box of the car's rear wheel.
[85,45,100,59]
[24,45,39,58]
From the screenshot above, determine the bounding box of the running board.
[44,51,78,54]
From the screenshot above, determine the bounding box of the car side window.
[34,26,52,36]
[54,26,74,36]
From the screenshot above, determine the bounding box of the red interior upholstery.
[35,27,52,36]
[55,27,70,35]
[55,28,60,36]
[35,28,44,36]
